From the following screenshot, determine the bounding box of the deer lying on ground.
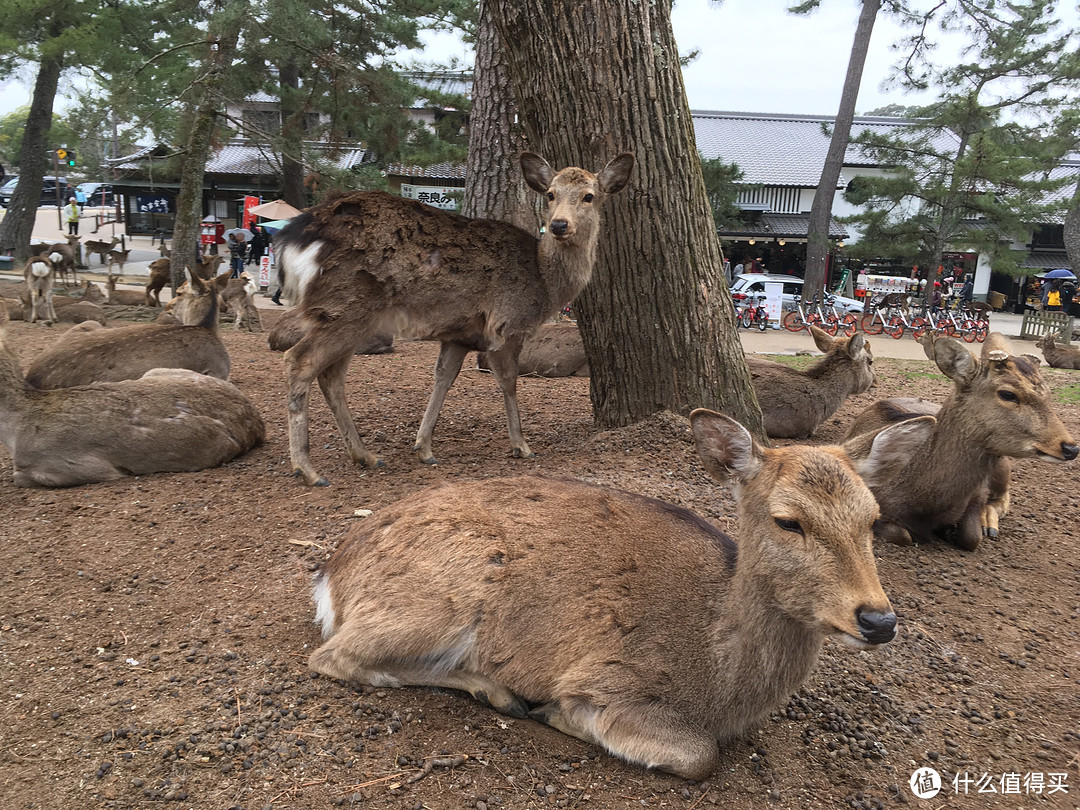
[25,270,229,389]
[78,279,106,304]
[310,409,897,779]
[0,308,262,487]
[267,306,394,355]
[106,274,149,306]
[748,325,875,439]
[277,150,634,486]
[84,236,120,266]
[144,258,171,307]
[843,333,1078,551]
[24,254,58,324]
[42,234,80,286]
[220,272,262,332]
[477,321,588,377]
[1035,332,1080,370]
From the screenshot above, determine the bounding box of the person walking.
[226,231,247,278]
[247,226,266,267]
[65,197,80,235]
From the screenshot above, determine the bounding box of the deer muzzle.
[855,607,897,646]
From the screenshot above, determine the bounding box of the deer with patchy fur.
[310,409,897,779]
[0,308,262,488]
[25,270,229,389]
[1035,332,1080,370]
[277,151,634,486]
[843,333,1077,551]
[25,253,58,324]
[748,325,875,438]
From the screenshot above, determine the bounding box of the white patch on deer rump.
[281,241,324,305]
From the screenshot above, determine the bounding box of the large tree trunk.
[0,47,63,264]
[170,22,242,290]
[278,59,307,210]
[461,0,533,231]
[1064,177,1080,273]
[488,0,761,434]
[803,0,880,297]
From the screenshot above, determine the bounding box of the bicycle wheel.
[861,312,884,335]
[884,316,906,339]
[819,314,839,336]
[841,313,859,337]
[909,317,929,340]
[974,319,989,343]
[740,307,754,329]
[961,319,979,343]
[782,310,806,332]
[756,309,768,331]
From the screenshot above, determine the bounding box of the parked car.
[76,182,116,207]
[0,175,69,207]
[730,273,864,314]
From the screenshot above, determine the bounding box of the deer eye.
[547,192,555,201]
[998,389,1019,403]
[583,193,594,203]
[775,518,804,536]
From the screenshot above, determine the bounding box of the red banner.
[242,196,260,230]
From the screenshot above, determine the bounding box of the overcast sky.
[0,1,1074,121]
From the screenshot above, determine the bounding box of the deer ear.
[932,337,977,384]
[597,152,634,194]
[809,324,834,352]
[690,409,763,483]
[848,416,936,489]
[520,153,556,194]
[847,332,866,357]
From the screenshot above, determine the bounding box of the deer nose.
[1062,443,1079,461]
[549,219,569,236]
[856,608,897,645]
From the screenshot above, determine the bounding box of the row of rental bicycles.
[737,291,991,343]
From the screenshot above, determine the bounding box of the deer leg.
[414,342,471,464]
[528,699,718,780]
[483,340,534,459]
[316,353,382,470]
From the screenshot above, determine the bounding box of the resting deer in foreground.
[843,333,1078,551]
[477,321,589,377]
[277,151,634,486]
[24,254,58,324]
[748,325,875,439]
[1035,332,1080,370]
[25,270,229,389]
[0,308,263,487]
[310,410,897,779]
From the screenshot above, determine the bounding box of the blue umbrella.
[258,219,292,233]
[1043,268,1076,279]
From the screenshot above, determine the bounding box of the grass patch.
[1054,382,1080,405]
[757,354,817,370]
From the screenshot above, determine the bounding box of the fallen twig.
[407,754,469,784]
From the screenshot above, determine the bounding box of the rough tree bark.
[277,59,308,210]
[170,21,243,290]
[0,44,63,265]
[803,0,880,297]
[461,0,533,231]
[488,0,761,434]
[1064,177,1080,274]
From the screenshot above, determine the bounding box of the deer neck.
[538,231,598,310]
[805,354,860,407]
[706,568,823,736]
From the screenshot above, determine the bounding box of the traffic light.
[55,147,76,167]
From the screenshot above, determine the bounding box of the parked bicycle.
[783,294,827,333]
[738,293,770,331]
[860,293,909,338]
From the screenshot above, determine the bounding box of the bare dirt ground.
[1,308,1078,810]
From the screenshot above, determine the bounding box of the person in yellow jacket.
[65,197,80,235]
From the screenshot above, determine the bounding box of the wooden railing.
[1019,309,1075,344]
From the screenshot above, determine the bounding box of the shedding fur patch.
[280,241,323,305]
[49,252,63,264]
[30,261,51,278]
[312,573,336,639]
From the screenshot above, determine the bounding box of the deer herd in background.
[2,152,1079,779]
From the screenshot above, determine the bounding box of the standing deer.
[84,236,120,266]
[277,151,634,486]
[0,308,262,487]
[144,258,171,307]
[310,410,897,780]
[43,234,80,286]
[25,254,58,324]
[843,333,1078,550]
[107,246,133,274]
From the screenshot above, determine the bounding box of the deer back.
[748,326,875,439]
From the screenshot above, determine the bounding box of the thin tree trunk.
[488,0,761,434]
[0,47,63,264]
[804,0,880,297]
[170,21,243,290]
[1063,177,1080,273]
[278,59,307,209]
[461,0,533,231]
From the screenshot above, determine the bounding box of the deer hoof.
[512,449,536,459]
[982,526,998,539]
[419,456,438,465]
